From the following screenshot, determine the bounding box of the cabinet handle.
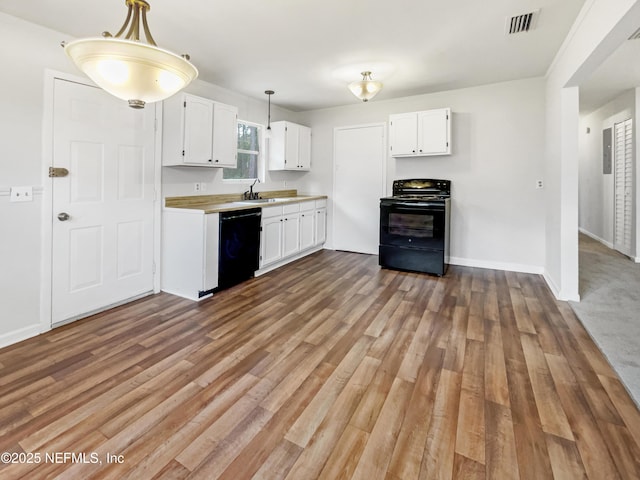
[419,149,423,152]
[208,159,212,162]
[214,159,219,163]
[412,150,416,153]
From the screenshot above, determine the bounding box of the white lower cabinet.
[282,211,300,257]
[315,204,327,245]
[299,201,315,251]
[259,198,327,272]
[162,210,218,301]
[260,206,284,268]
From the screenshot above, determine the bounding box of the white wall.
[543,0,640,300]
[0,13,78,347]
[298,77,547,273]
[579,89,635,246]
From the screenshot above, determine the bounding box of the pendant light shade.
[348,71,383,102]
[63,0,198,109]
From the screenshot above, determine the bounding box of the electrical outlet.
[10,186,33,202]
[536,180,544,189]
[194,182,201,192]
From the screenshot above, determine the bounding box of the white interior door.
[614,118,633,257]
[51,79,156,325]
[333,124,385,254]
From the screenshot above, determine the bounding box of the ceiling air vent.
[506,10,539,34]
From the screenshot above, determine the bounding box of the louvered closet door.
[613,118,633,257]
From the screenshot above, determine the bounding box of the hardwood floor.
[1,250,639,479]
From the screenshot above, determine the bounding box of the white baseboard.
[0,324,41,350]
[542,270,580,302]
[578,227,613,249]
[448,256,544,275]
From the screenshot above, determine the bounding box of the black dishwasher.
[218,208,262,290]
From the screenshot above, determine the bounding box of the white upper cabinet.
[163,93,238,167]
[389,108,451,157]
[268,121,312,170]
[211,102,239,167]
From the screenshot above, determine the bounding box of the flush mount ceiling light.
[62,0,198,108]
[348,71,383,102]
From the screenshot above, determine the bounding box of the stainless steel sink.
[236,198,279,204]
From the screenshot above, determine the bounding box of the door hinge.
[49,167,69,178]
[183,101,186,108]
[152,262,156,274]
[182,150,185,157]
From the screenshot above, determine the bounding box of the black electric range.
[379,179,451,275]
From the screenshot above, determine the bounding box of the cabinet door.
[183,95,214,164]
[299,210,315,250]
[261,216,283,267]
[389,113,417,156]
[282,212,300,257]
[212,102,238,167]
[418,108,450,155]
[314,208,326,245]
[284,123,300,170]
[298,125,311,170]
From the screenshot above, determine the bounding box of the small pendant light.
[265,90,274,138]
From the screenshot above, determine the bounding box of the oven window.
[389,213,435,237]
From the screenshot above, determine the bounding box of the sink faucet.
[243,178,261,200]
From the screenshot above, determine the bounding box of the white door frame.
[332,122,387,253]
[39,69,163,333]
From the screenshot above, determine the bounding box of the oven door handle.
[382,202,445,211]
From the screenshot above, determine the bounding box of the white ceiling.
[0,0,590,112]
[580,38,640,114]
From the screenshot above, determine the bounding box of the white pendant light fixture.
[265,90,274,138]
[349,71,383,102]
[63,0,198,108]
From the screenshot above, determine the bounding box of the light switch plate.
[10,186,33,202]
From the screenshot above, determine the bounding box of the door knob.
[57,212,70,221]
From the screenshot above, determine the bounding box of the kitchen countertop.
[164,190,327,214]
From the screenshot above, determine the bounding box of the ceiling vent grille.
[506,10,539,34]
[628,27,640,40]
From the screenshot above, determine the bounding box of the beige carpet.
[570,233,640,405]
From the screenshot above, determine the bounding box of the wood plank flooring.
[1,250,639,479]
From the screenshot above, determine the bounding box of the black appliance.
[379,179,451,276]
[218,208,262,290]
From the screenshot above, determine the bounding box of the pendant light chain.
[108,0,157,45]
[265,90,274,130]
